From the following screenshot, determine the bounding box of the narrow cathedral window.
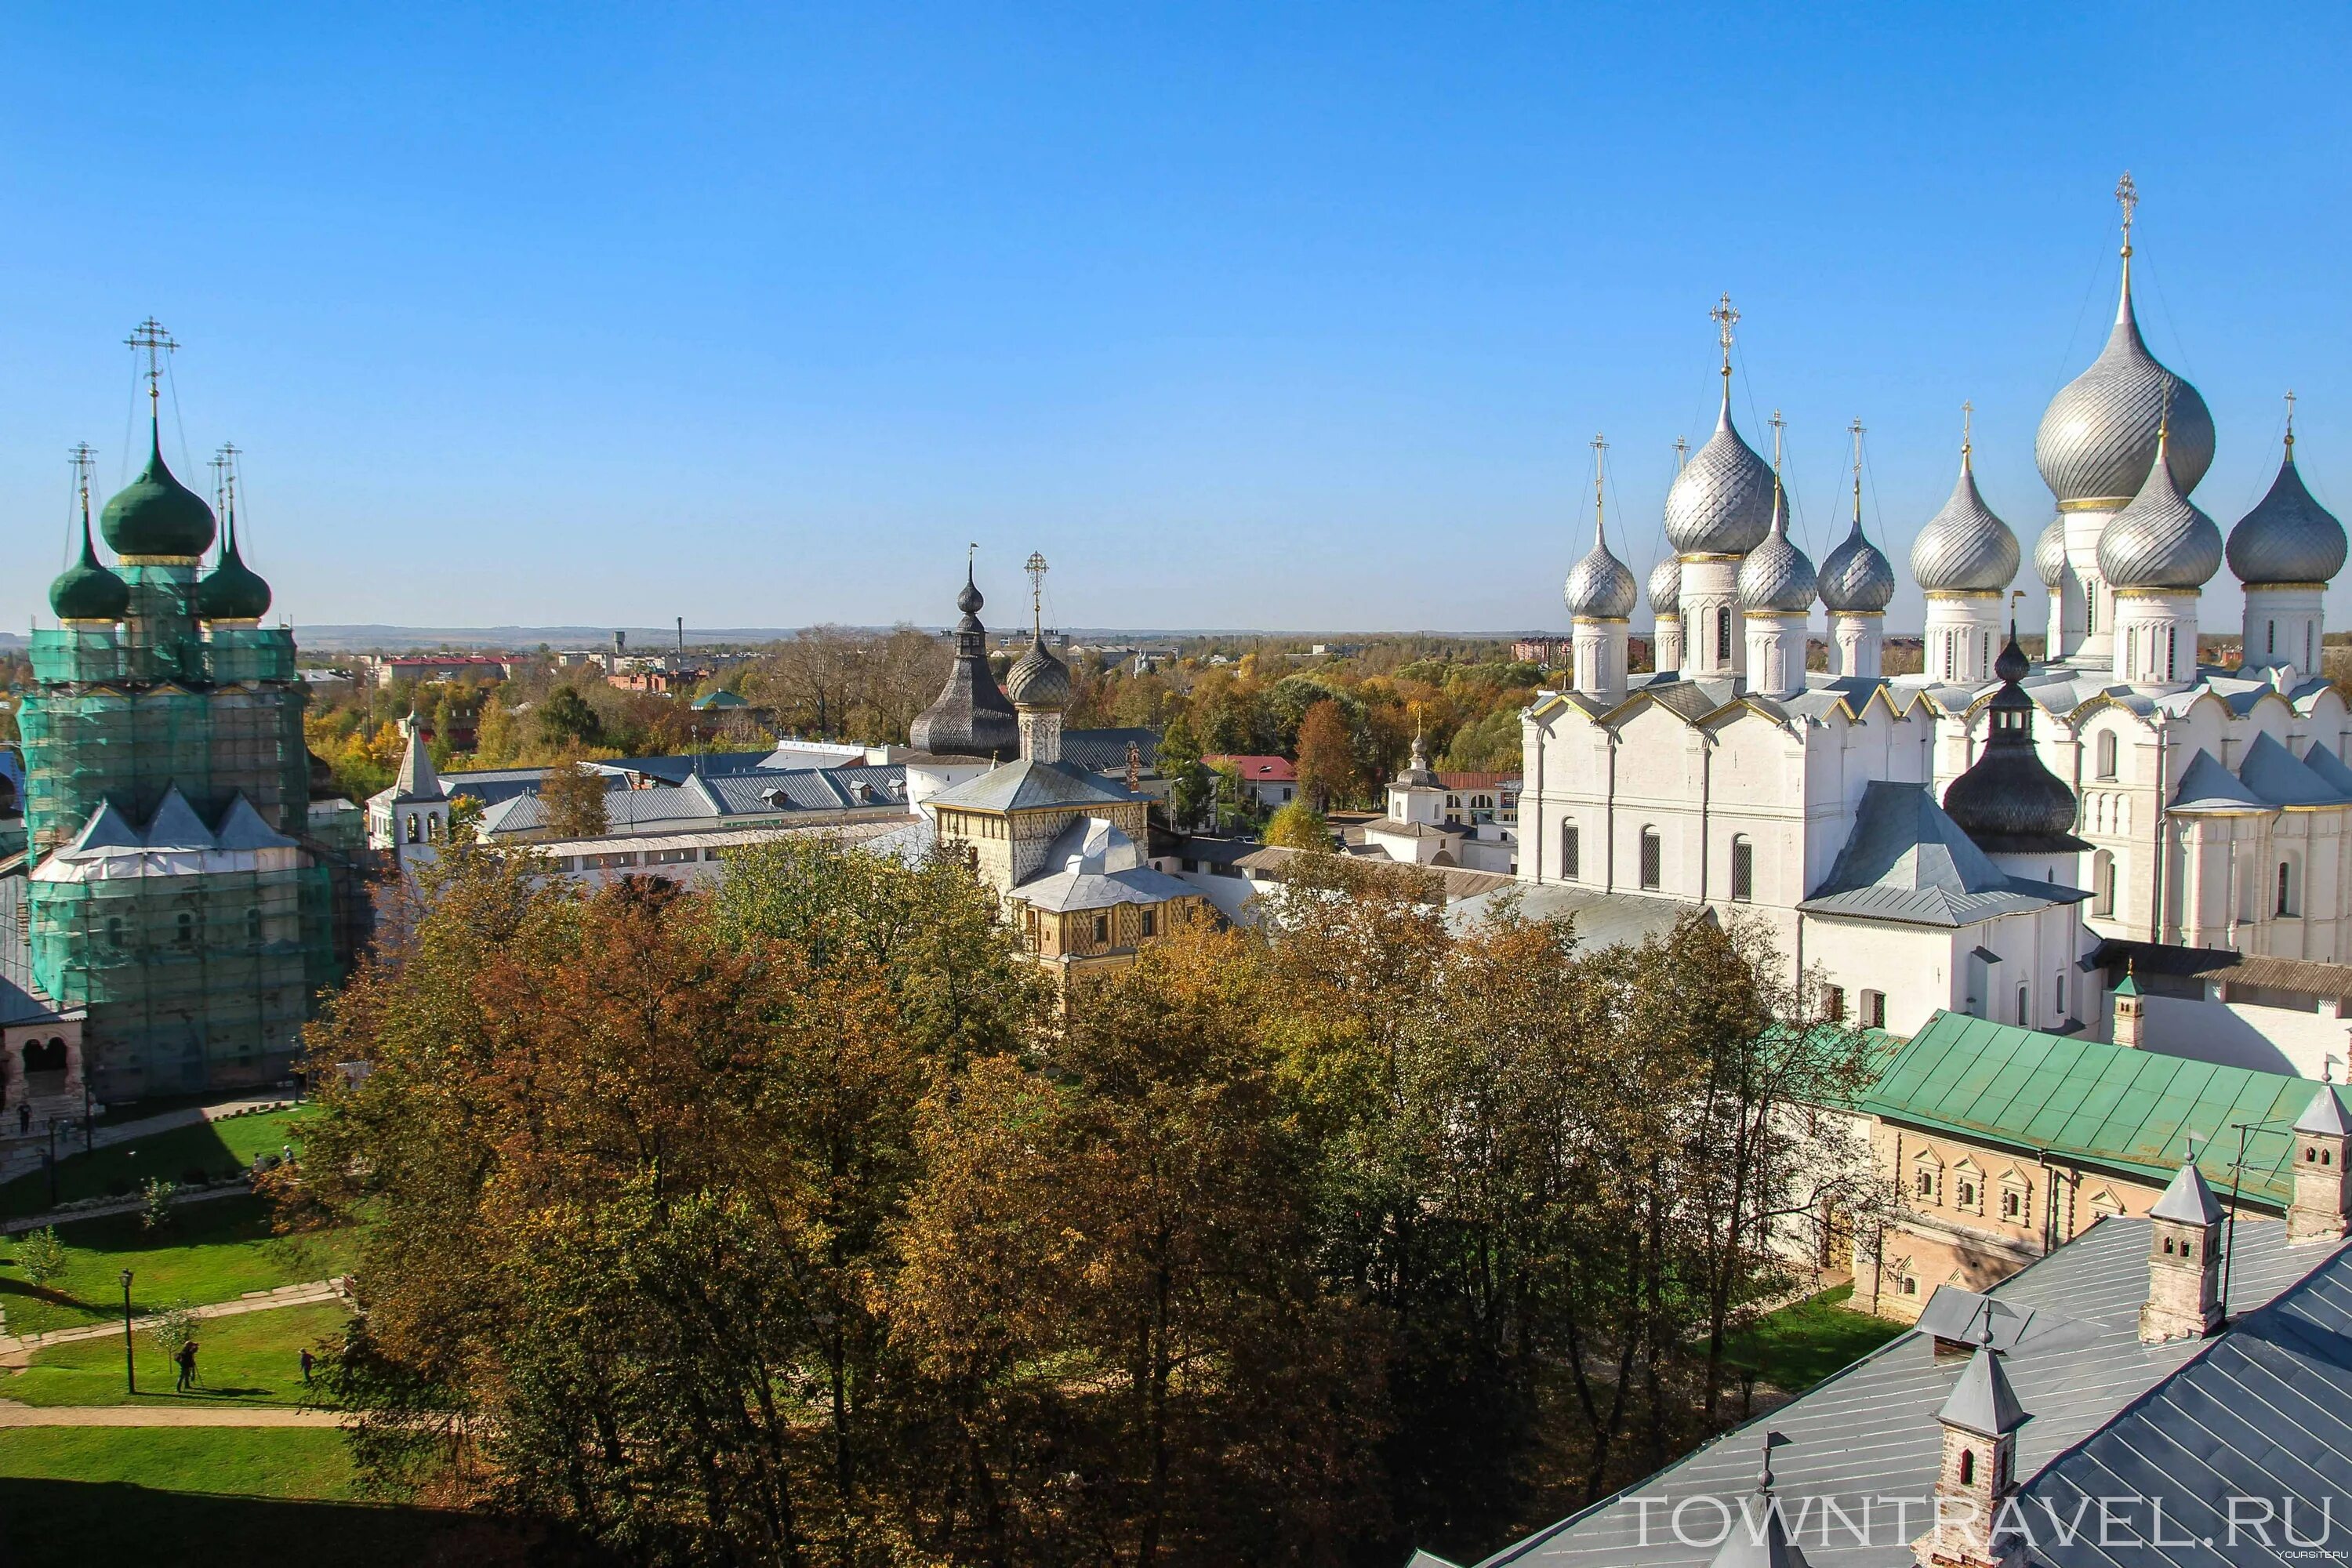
[2016,983,2029,1024]
[1715,608,1731,663]
[1639,827,1661,891]
[1561,822,1580,880]
[2278,862,2295,917]
[1730,836,1753,902]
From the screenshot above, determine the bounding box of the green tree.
[535,686,604,749]
[537,760,608,839]
[14,1226,64,1290]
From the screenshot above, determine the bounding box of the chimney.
[1911,1336,2028,1567]
[2138,1160,2223,1343]
[2111,961,2145,1049]
[2288,1086,2352,1245]
[1713,1432,1811,1568]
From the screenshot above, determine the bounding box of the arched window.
[2268,620,2278,657]
[1715,608,1732,663]
[2092,850,2116,917]
[2085,579,2097,633]
[1958,1450,1976,1487]
[1561,822,1581,881]
[1639,826,1661,891]
[2096,731,2118,779]
[175,912,194,946]
[2017,983,2030,1025]
[426,812,443,843]
[1730,835,1754,902]
[2278,860,2296,918]
[405,813,421,844]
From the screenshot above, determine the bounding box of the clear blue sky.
[2,4,2347,637]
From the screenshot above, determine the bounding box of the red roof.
[1204,754,1298,782]
[1436,772,1518,791]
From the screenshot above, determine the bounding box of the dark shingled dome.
[909,566,1019,759]
[101,426,216,558]
[196,514,272,620]
[1942,628,2082,854]
[48,521,129,622]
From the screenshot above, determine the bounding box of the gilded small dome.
[2096,425,2223,591]
[1564,517,1637,620]
[1647,555,1682,617]
[1736,485,1815,613]
[2034,514,2070,587]
[2227,434,2346,586]
[1911,450,2019,595]
[1664,390,1777,557]
[100,425,216,558]
[48,520,129,622]
[1817,517,1894,613]
[1005,630,1073,710]
[2034,270,2214,506]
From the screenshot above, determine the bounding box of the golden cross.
[1711,292,1739,376]
[124,318,178,417]
[1590,433,1609,531]
[67,443,94,520]
[1024,550,1048,636]
[2116,171,2138,255]
[1961,400,1974,458]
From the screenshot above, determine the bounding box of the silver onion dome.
[1005,631,1073,710]
[1664,390,1777,557]
[2096,425,2223,590]
[1737,484,1816,612]
[2035,267,2214,506]
[2034,514,2069,587]
[1647,554,1682,617]
[1911,449,2020,594]
[1818,517,1895,613]
[1564,523,1638,620]
[2227,434,2346,586]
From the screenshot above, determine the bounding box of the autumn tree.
[1261,799,1331,850]
[1294,697,1360,809]
[536,760,609,839]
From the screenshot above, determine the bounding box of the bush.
[144,1298,204,1365]
[140,1176,177,1231]
[15,1226,65,1290]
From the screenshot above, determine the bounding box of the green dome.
[197,518,272,620]
[49,521,129,622]
[100,426,216,557]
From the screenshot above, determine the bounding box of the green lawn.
[0,1428,552,1567]
[5,1301,347,1407]
[0,1105,317,1221]
[1726,1283,1905,1394]
[0,1196,361,1336]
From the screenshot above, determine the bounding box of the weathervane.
[1024,550,1048,637]
[124,318,178,421]
[1710,292,1739,381]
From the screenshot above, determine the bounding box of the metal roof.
[2092,936,2352,1007]
[1475,1218,2327,1567]
[1445,882,1704,949]
[1798,782,2085,928]
[2170,750,2276,814]
[2236,730,2349,808]
[1859,1011,2311,1209]
[928,758,1138,814]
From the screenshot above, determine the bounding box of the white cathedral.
[1520,190,2351,1040]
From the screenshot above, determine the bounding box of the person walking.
[175,1338,199,1392]
[299,1348,314,1385]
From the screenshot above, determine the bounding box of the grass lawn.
[1726,1283,1905,1394]
[5,1301,348,1407]
[0,1105,317,1221]
[0,1196,362,1336]
[0,1428,550,1568]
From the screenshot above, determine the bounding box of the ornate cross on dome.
[68,442,94,506]
[1710,292,1739,379]
[1961,399,1974,459]
[2116,170,2138,256]
[1673,434,1688,470]
[1024,550,1048,637]
[124,318,178,419]
[213,443,241,521]
[2286,390,2297,451]
[1768,408,1785,474]
[1849,418,1865,517]
[1590,432,1608,537]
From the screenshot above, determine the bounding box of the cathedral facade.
[1522,191,2351,1035]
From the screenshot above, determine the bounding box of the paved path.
[0,1095,296,1185]
[0,1279,346,1362]
[0,1403,342,1427]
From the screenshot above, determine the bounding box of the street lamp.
[120,1269,135,1393]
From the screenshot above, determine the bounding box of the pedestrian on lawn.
[299,1348,314,1385]
[176,1338,199,1392]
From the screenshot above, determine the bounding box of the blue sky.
[1,4,2347,637]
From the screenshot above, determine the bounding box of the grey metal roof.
[1011,863,1195,913]
[927,758,1138,814]
[1798,781,2084,928]
[1936,1347,2026,1438]
[1566,513,1639,620]
[1664,390,1777,557]
[1817,516,1895,614]
[2096,426,2224,591]
[2300,740,2352,797]
[1909,451,2019,595]
[2227,439,2347,586]
[1475,1217,2323,1567]
[2295,1083,2352,1137]
[1445,883,1707,949]
[2236,730,2347,808]
[2034,270,2216,506]
[1649,555,1683,616]
[2169,750,2274,814]
[479,765,909,838]
[2148,1160,2224,1225]
[1060,728,1162,775]
[1736,490,1817,613]
[2034,512,2070,586]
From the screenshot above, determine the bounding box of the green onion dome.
[48,520,129,622]
[100,426,216,558]
[196,515,272,621]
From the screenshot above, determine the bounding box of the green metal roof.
[1859,1010,2332,1210]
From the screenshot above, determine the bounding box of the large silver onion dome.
[1647,554,1682,617]
[2035,267,2214,506]
[1818,516,1894,613]
[1911,448,2020,594]
[2033,514,2069,587]
[1737,484,1816,612]
[2227,434,2346,586]
[1664,390,1777,557]
[2096,425,2223,590]
[1564,517,1638,620]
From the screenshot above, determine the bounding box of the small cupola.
[49,459,129,625]
[195,465,272,622]
[102,422,217,560]
[2289,1085,2352,1246]
[1912,1334,2030,1568]
[1004,551,1072,764]
[1940,623,2084,857]
[2139,1160,2224,1343]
